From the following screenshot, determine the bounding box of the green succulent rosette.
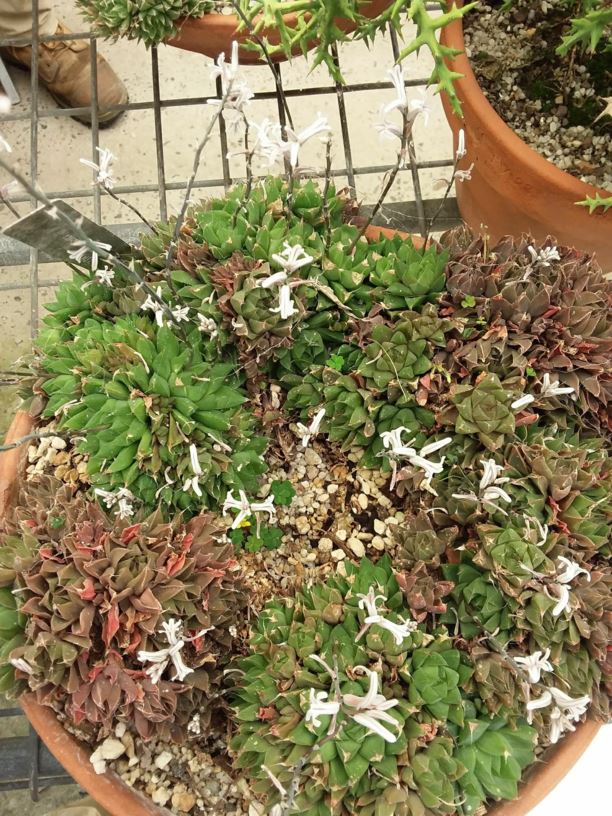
[37,316,267,514]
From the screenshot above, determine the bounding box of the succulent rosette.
[1,176,609,811]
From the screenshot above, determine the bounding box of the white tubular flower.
[249,118,284,165]
[197,314,218,337]
[514,648,553,684]
[456,128,467,159]
[94,487,116,508]
[280,114,331,168]
[271,241,314,274]
[209,81,253,114]
[526,687,590,743]
[539,373,575,399]
[141,286,165,327]
[116,488,135,520]
[94,266,114,286]
[408,88,432,127]
[94,487,135,518]
[527,245,561,267]
[137,618,211,683]
[171,304,190,323]
[296,407,326,448]
[455,162,474,182]
[380,426,416,457]
[209,40,239,87]
[478,458,512,513]
[555,556,591,585]
[182,444,203,498]
[547,556,591,617]
[222,489,252,528]
[384,65,408,114]
[80,146,116,190]
[270,284,298,320]
[356,587,417,646]
[9,657,33,674]
[68,239,112,272]
[250,495,277,522]
[259,270,288,289]
[343,667,400,743]
[374,108,403,142]
[305,689,340,728]
[0,132,12,153]
[511,394,536,411]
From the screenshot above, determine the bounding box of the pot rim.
[441,0,610,200]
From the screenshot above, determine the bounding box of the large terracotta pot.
[166,0,392,61]
[440,2,612,268]
[0,410,603,814]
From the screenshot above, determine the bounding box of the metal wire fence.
[0,1,459,798]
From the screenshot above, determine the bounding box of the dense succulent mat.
[1,179,610,815]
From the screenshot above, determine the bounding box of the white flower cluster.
[222,488,276,529]
[380,426,452,493]
[306,666,401,743]
[452,458,512,515]
[94,486,136,519]
[356,586,418,646]
[137,618,213,683]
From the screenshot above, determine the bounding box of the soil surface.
[463,0,611,190]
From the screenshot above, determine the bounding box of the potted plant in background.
[76,1,475,111]
[440,0,612,266]
[0,44,610,816]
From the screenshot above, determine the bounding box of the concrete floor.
[0,3,454,813]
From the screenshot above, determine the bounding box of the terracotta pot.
[166,0,392,61]
[440,2,612,268]
[0,367,601,815]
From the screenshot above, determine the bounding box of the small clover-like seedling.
[270,479,296,507]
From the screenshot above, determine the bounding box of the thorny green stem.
[0,155,184,332]
[349,109,413,253]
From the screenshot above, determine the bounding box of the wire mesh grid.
[0,1,459,336]
[0,1,458,797]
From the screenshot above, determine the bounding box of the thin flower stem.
[0,429,67,453]
[0,156,176,326]
[229,0,295,131]
[276,656,343,816]
[233,111,254,226]
[0,190,20,218]
[349,111,412,253]
[424,154,460,244]
[102,187,158,234]
[164,76,236,287]
[322,137,333,248]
